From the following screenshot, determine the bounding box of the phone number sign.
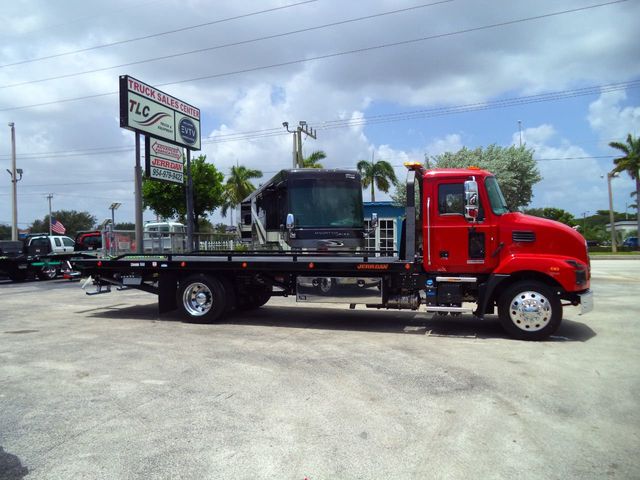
[145,136,184,184]
[120,75,201,150]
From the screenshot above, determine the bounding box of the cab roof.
[422,168,493,179]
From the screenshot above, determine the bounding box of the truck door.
[61,237,74,253]
[427,179,498,274]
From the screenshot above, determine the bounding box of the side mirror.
[285,213,295,239]
[464,179,479,222]
[366,213,378,238]
[370,212,379,229]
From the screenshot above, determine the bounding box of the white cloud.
[587,90,640,144]
[523,124,634,215]
[425,134,463,157]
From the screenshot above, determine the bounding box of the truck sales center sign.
[145,137,184,184]
[119,75,201,150]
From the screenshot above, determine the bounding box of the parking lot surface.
[1,260,639,479]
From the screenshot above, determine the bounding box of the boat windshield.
[289,178,364,228]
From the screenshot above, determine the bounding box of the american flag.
[51,218,66,234]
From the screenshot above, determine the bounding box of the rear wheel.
[178,274,227,323]
[498,281,562,340]
[237,287,272,311]
[37,265,57,281]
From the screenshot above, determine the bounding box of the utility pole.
[424,152,431,169]
[47,194,53,235]
[518,120,523,147]
[7,122,21,241]
[283,121,317,168]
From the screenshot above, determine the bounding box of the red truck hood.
[499,212,589,265]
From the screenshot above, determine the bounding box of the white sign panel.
[145,136,184,184]
[120,75,201,150]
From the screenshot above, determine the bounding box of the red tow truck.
[73,163,593,340]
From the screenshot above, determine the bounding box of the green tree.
[221,165,262,225]
[302,150,326,168]
[523,207,577,227]
[115,222,135,231]
[357,157,398,202]
[609,133,640,246]
[142,155,225,227]
[433,144,541,210]
[29,210,96,237]
[0,224,11,240]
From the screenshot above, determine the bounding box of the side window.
[31,238,47,247]
[54,238,62,247]
[438,182,485,220]
[438,184,464,215]
[62,237,74,247]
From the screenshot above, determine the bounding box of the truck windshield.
[485,176,509,215]
[289,178,364,228]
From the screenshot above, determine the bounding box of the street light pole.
[607,171,618,253]
[109,202,121,256]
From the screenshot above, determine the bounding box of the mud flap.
[158,273,178,314]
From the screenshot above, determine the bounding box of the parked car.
[25,234,75,255]
[74,231,102,251]
[622,237,638,248]
[143,222,186,253]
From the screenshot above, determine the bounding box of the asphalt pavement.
[0,260,638,479]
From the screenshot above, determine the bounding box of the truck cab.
[409,164,591,339]
[26,234,75,255]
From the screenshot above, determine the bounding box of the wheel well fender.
[478,271,563,316]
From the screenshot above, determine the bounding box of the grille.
[512,230,536,243]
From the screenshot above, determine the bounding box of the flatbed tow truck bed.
[72,250,420,319]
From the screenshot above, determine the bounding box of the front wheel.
[498,281,562,341]
[178,274,227,323]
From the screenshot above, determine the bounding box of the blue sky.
[1,0,639,229]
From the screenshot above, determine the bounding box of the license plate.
[578,290,594,315]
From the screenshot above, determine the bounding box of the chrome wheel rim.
[319,278,332,293]
[41,266,56,279]
[509,291,552,332]
[183,282,213,316]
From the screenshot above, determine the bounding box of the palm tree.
[302,150,326,168]
[356,156,398,202]
[609,133,640,247]
[222,165,263,225]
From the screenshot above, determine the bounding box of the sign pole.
[135,133,143,254]
[185,149,194,251]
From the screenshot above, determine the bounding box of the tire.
[237,287,271,311]
[37,265,58,281]
[9,270,27,282]
[498,281,562,340]
[178,274,227,323]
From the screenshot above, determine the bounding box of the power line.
[0,1,453,89]
[0,81,636,161]
[0,0,318,69]
[0,0,628,113]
